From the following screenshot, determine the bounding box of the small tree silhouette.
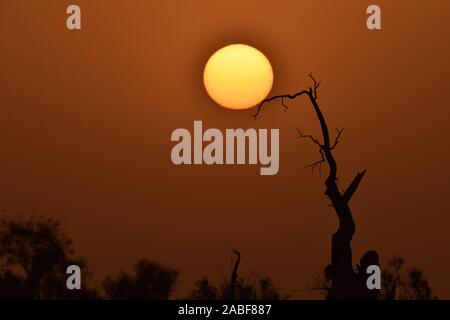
[381,256,435,300]
[255,74,378,299]
[102,259,178,300]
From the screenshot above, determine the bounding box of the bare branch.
[281,97,288,112]
[304,148,326,175]
[253,90,309,118]
[342,170,367,202]
[304,158,325,173]
[295,126,326,175]
[309,73,321,99]
[331,127,345,150]
[253,73,321,118]
[296,126,322,147]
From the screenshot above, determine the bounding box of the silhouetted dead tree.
[255,74,377,300]
[229,249,241,300]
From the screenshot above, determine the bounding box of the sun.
[203,44,274,110]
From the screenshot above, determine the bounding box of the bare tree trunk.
[230,249,241,300]
[255,74,367,299]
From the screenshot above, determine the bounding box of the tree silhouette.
[102,259,178,300]
[0,216,98,299]
[255,74,378,299]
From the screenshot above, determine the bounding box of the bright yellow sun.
[203,44,274,110]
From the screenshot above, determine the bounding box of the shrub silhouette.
[381,256,435,300]
[189,250,287,300]
[102,259,178,300]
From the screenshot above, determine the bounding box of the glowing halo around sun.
[203,44,274,110]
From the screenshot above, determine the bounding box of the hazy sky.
[1,1,450,298]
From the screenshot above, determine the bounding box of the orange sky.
[1,1,450,298]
